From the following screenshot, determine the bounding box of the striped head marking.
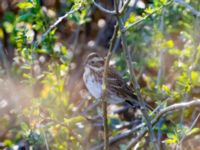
[85,52,104,71]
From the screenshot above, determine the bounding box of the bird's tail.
[125,99,153,111]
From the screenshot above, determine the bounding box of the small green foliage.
[17,2,34,9]
[3,139,13,148]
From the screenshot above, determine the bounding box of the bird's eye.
[91,61,95,64]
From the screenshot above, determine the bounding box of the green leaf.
[162,85,170,94]
[187,127,200,136]
[18,12,33,21]
[21,122,29,132]
[164,138,177,144]
[17,2,34,9]
[165,132,179,144]
[3,139,13,148]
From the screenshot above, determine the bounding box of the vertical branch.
[102,23,119,150]
[41,129,50,150]
[156,8,165,88]
[114,0,158,149]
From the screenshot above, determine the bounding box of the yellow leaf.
[164,40,174,48]
[41,86,51,98]
[162,85,170,94]
[0,28,4,39]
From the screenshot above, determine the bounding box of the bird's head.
[84,52,104,72]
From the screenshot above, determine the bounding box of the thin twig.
[179,113,200,144]
[93,0,116,15]
[157,119,164,150]
[175,0,200,17]
[41,6,84,43]
[101,21,119,150]
[113,0,139,53]
[93,0,131,15]
[33,5,84,49]
[125,0,173,32]
[0,40,10,76]
[119,0,132,15]
[41,129,50,150]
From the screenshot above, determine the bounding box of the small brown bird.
[83,52,142,107]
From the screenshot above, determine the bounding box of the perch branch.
[114,0,157,148]
[101,22,119,150]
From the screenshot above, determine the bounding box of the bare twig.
[113,0,139,53]
[0,40,10,76]
[93,0,131,15]
[179,113,200,144]
[41,6,84,43]
[175,0,200,17]
[101,21,119,150]
[157,119,164,150]
[41,129,50,150]
[119,0,131,15]
[156,50,165,87]
[32,5,84,49]
[93,0,116,15]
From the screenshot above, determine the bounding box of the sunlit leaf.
[17,2,34,9]
[186,127,200,136]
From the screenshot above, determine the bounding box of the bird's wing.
[106,67,138,101]
[105,67,153,110]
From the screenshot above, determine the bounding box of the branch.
[101,21,119,150]
[91,99,200,150]
[124,0,173,32]
[32,5,84,49]
[93,0,116,15]
[114,0,158,148]
[127,99,200,149]
[119,0,132,15]
[179,112,200,144]
[175,0,200,17]
[41,129,50,150]
[93,0,131,15]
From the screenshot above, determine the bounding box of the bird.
[83,52,148,108]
